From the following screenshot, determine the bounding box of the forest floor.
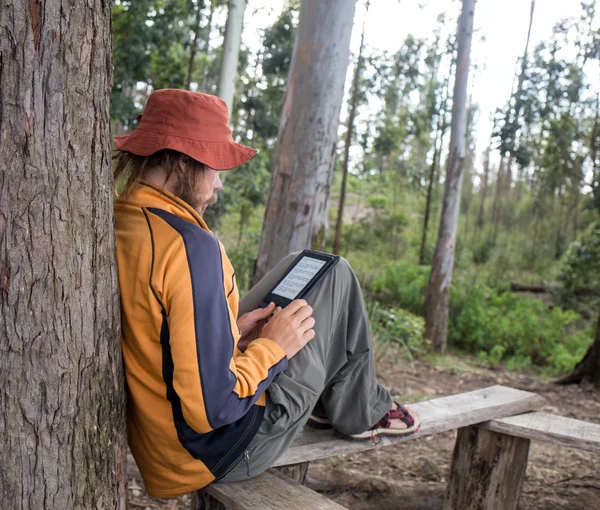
[128,345,600,510]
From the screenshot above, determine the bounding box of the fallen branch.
[510,282,598,297]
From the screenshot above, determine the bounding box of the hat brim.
[113,128,258,171]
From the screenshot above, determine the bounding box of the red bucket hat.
[114,89,257,170]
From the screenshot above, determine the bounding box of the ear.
[177,153,188,172]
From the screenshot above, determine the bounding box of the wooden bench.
[194,385,546,509]
[445,411,600,510]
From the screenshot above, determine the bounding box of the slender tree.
[187,0,205,89]
[218,0,247,116]
[200,0,217,92]
[476,142,491,230]
[333,0,370,255]
[504,0,536,197]
[420,56,454,265]
[424,0,476,353]
[0,2,126,508]
[253,0,358,284]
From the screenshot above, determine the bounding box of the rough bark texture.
[218,0,246,116]
[0,2,126,509]
[444,426,530,510]
[559,313,600,388]
[424,0,475,353]
[253,0,357,284]
[333,1,368,256]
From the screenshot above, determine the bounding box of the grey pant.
[219,253,392,482]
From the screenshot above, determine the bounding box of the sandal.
[342,402,420,441]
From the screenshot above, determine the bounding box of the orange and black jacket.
[114,181,288,498]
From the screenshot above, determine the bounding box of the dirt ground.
[128,346,600,510]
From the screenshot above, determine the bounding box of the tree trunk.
[218,0,246,117]
[505,0,535,200]
[0,2,126,509]
[558,313,600,388]
[424,0,476,353]
[491,155,505,245]
[187,1,205,89]
[200,0,216,93]
[252,0,358,284]
[477,143,491,229]
[420,61,454,266]
[505,153,514,197]
[333,0,369,255]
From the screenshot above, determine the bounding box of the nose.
[214,173,223,191]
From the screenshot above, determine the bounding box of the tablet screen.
[271,256,327,300]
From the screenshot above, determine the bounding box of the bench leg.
[191,491,226,510]
[444,426,530,510]
[191,462,310,509]
[273,462,309,484]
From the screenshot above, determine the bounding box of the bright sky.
[241,0,590,175]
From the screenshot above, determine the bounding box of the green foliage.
[225,234,261,296]
[369,262,429,315]
[368,261,593,374]
[110,2,599,380]
[558,221,600,294]
[367,301,429,360]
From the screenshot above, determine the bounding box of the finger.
[302,329,316,342]
[301,317,316,332]
[283,299,308,316]
[253,302,275,318]
[292,304,313,324]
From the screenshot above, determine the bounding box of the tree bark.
[333,0,369,256]
[424,0,476,353]
[252,0,358,284]
[0,2,126,509]
[558,313,600,388]
[218,0,246,117]
[420,62,454,265]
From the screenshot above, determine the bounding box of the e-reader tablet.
[260,250,340,308]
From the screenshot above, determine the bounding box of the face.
[193,166,222,215]
[177,162,223,215]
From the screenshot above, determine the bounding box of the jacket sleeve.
[160,220,288,433]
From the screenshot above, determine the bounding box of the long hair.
[113,149,207,200]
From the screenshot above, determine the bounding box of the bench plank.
[480,411,600,453]
[202,469,347,510]
[274,385,546,466]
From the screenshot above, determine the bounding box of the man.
[113,89,419,498]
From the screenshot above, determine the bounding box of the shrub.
[367,260,594,374]
[369,262,429,315]
[367,301,429,360]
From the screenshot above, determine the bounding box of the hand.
[261,299,315,359]
[237,303,276,352]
